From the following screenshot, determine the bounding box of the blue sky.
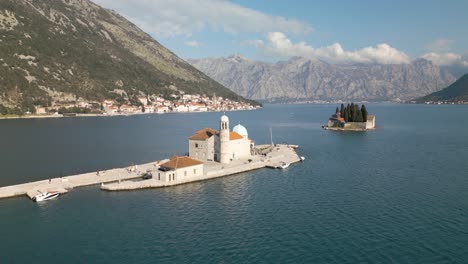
[93,0,468,66]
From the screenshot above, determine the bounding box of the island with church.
[0,114,303,200]
[323,103,376,131]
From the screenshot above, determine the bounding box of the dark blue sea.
[1,104,467,263]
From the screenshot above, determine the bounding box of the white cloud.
[185,41,202,47]
[422,52,468,66]
[426,38,454,52]
[92,0,312,37]
[260,32,411,64]
[241,39,264,48]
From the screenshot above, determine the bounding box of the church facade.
[188,114,252,164]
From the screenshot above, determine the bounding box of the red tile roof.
[159,156,203,169]
[230,131,244,140]
[189,128,244,141]
[189,128,218,140]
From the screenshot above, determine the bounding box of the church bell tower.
[219,114,230,164]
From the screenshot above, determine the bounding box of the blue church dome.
[233,123,248,137]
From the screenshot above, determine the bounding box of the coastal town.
[2,92,259,119]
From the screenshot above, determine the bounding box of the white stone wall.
[366,117,376,129]
[344,122,367,130]
[229,139,251,160]
[156,164,204,182]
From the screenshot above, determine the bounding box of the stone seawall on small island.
[323,103,376,131]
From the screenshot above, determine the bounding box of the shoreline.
[0,108,259,121]
[323,126,376,132]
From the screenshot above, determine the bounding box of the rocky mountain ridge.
[188,55,456,102]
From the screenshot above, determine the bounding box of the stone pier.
[0,144,302,200]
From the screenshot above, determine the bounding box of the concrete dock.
[0,144,302,200]
[0,160,168,200]
[101,144,302,191]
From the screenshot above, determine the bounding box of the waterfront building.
[366,115,376,129]
[188,114,252,164]
[157,156,204,182]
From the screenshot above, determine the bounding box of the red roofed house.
[157,156,204,182]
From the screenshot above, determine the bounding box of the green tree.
[344,107,349,122]
[356,106,363,122]
[350,103,355,122]
[347,104,351,122]
[335,107,339,115]
[361,104,368,122]
[340,104,344,116]
[354,104,360,122]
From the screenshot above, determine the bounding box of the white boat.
[277,162,290,169]
[300,156,305,162]
[33,191,60,202]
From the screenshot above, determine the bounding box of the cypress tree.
[347,104,351,122]
[361,104,368,122]
[355,104,360,122]
[344,107,349,122]
[340,104,344,116]
[335,107,339,115]
[356,106,363,122]
[350,103,355,122]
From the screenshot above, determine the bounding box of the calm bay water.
[1,104,468,263]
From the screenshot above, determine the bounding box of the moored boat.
[277,162,290,169]
[33,191,60,202]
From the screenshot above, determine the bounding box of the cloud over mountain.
[252,32,411,65]
[422,52,468,67]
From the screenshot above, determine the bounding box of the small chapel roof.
[233,123,248,137]
[229,131,244,140]
[189,128,218,140]
[159,156,203,170]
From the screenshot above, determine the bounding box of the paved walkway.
[0,145,302,199]
[0,160,168,200]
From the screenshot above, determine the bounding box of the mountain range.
[188,55,456,103]
[0,0,256,114]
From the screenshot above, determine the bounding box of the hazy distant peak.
[226,54,249,63]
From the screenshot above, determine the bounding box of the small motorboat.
[277,162,290,169]
[33,191,60,202]
[300,156,305,162]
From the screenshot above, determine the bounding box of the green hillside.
[417,74,468,102]
[0,0,258,114]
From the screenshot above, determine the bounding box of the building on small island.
[366,115,375,129]
[327,111,346,127]
[188,114,252,164]
[325,104,375,131]
[0,113,303,198]
[156,114,254,183]
[157,156,204,182]
[158,114,254,183]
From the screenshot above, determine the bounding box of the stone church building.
[188,114,252,164]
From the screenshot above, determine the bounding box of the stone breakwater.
[0,145,301,200]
